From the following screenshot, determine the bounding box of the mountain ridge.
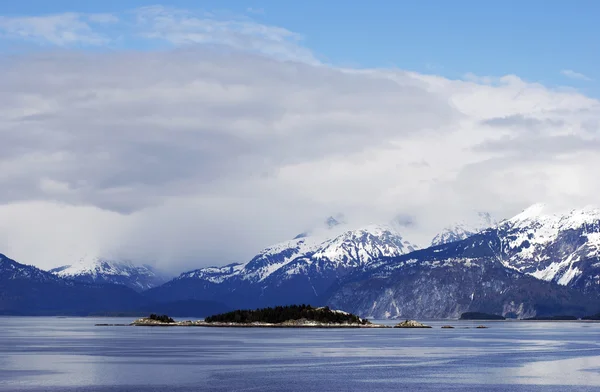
[146,223,419,308]
[326,230,600,319]
[5,205,600,319]
[147,205,600,318]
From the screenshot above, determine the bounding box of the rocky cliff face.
[327,251,594,319]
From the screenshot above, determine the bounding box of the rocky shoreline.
[95,318,496,329]
[126,317,391,328]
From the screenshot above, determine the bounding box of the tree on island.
[148,314,174,323]
[204,304,369,324]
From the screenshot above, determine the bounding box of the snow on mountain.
[0,254,60,283]
[147,217,419,308]
[496,203,600,290]
[326,236,598,319]
[178,263,245,283]
[148,206,600,317]
[50,256,169,292]
[311,224,418,266]
[179,220,418,284]
[0,253,154,315]
[326,204,600,319]
[431,212,497,246]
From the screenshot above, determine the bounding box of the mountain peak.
[325,214,345,228]
[431,211,497,246]
[477,211,495,226]
[505,204,600,230]
[50,257,168,292]
[509,203,548,222]
[292,214,347,240]
[171,221,419,291]
[496,204,600,287]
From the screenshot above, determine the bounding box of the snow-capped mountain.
[494,203,600,292]
[6,205,600,319]
[1,253,60,283]
[326,204,600,318]
[149,207,600,318]
[0,253,147,315]
[431,212,497,246]
[147,218,419,308]
[0,253,229,316]
[326,232,598,319]
[50,257,169,292]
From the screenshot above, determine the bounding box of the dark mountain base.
[523,315,578,321]
[460,312,506,320]
[326,254,600,319]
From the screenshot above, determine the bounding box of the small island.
[129,313,176,325]
[130,305,390,328]
[394,320,432,328]
[459,312,505,320]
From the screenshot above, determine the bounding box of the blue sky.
[0,0,597,95]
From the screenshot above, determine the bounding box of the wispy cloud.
[134,5,316,63]
[87,13,119,24]
[0,7,316,63]
[0,13,115,46]
[246,7,265,15]
[561,69,593,81]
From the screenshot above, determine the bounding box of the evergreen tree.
[204,305,368,324]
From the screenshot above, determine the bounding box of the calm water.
[1,317,600,391]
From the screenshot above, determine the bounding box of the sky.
[0,1,598,272]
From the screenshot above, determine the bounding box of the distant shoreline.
[94,319,600,328]
[135,324,388,328]
[95,322,390,328]
[123,319,391,328]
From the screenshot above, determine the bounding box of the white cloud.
[561,69,593,81]
[0,8,599,273]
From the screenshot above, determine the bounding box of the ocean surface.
[1,317,600,391]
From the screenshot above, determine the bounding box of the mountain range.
[0,254,228,316]
[0,253,145,315]
[2,205,600,319]
[146,223,418,308]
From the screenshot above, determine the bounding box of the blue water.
[1,317,600,391]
